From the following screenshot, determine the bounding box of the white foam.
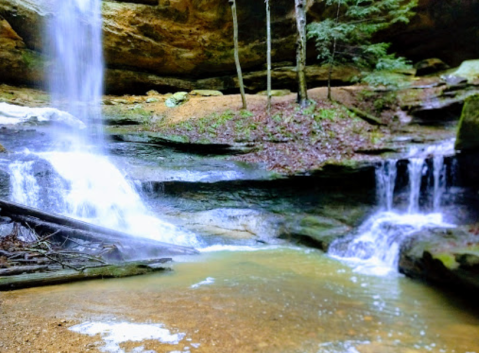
[69,322,185,353]
[11,151,199,247]
[329,212,454,276]
[191,277,215,288]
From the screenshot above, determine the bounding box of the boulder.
[283,214,351,250]
[455,94,479,151]
[165,91,188,107]
[399,227,479,290]
[414,58,450,76]
[190,90,223,97]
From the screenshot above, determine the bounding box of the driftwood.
[0,199,198,258]
[0,259,172,291]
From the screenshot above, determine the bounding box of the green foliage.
[316,108,337,121]
[307,0,417,88]
[240,110,254,118]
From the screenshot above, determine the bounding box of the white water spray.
[329,140,455,275]
[8,0,199,247]
[47,0,103,130]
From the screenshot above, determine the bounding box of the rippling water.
[2,249,478,353]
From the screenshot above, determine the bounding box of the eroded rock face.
[0,0,478,93]
[0,14,44,86]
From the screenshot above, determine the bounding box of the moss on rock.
[455,94,479,151]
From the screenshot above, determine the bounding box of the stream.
[2,248,479,353]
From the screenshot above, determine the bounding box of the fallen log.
[0,199,198,257]
[0,259,172,291]
[0,265,52,276]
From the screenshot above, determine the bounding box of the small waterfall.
[407,157,424,214]
[433,155,446,212]
[9,161,41,207]
[376,160,397,211]
[9,152,199,247]
[329,141,455,275]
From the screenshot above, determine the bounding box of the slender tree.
[265,0,272,114]
[295,0,309,107]
[326,0,341,101]
[229,0,247,109]
[307,0,417,99]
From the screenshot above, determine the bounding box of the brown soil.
[103,86,362,125]
[103,86,390,174]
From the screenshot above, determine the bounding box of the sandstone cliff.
[0,0,477,94]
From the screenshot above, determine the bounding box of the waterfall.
[376,160,397,211]
[407,157,424,214]
[47,0,103,148]
[7,0,199,247]
[433,155,446,212]
[329,141,455,275]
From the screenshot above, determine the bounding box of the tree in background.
[307,0,417,100]
[295,0,309,107]
[229,0,247,109]
[265,0,272,114]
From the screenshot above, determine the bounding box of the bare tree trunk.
[266,0,272,114]
[328,0,342,101]
[229,0,247,109]
[295,0,308,107]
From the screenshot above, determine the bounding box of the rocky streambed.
[1,73,479,294]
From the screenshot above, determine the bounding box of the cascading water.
[329,140,455,275]
[8,0,199,247]
[47,0,103,139]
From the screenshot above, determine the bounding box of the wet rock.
[282,214,351,251]
[397,64,479,124]
[174,208,283,242]
[414,58,450,76]
[399,227,479,290]
[109,131,257,155]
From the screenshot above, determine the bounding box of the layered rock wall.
[0,0,478,94]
